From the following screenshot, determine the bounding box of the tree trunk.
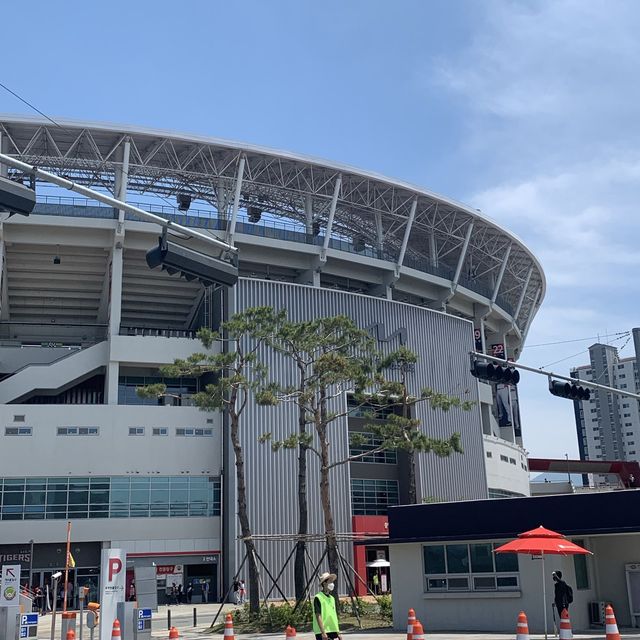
[318,390,340,597]
[294,382,308,601]
[407,449,417,504]
[231,408,260,613]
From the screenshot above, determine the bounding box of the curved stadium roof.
[0,115,545,354]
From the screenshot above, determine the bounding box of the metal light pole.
[50,572,62,640]
[28,539,34,589]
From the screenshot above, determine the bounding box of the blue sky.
[2,0,639,459]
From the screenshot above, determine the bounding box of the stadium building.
[0,116,544,602]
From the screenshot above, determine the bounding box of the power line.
[538,333,630,370]
[526,331,629,348]
[0,81,64,130]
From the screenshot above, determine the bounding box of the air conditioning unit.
[589,601,606,626]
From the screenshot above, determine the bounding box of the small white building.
[385,490,640,633]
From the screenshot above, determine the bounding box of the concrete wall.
[483,435,530,496]
[0,405,221,476]
[591,534,640,626]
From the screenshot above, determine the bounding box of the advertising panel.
[99,549,126,640]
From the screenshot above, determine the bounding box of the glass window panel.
[170,505,188,517]
[2,512,23,520]
[129,504,149,517]
[69,479,90,489]
[68,491,89,505]
[447,577,470,590]
[26,479,47,490]
[4,480,25,491]
[25,491,46,506]
[130,489,150,503]
[150,507,169,517]
[189,504,207,516]
[47,491,67,505]
[470,544,494,573]
[497,576,518,589]
[170,488,188,503]
[189,488,208,503]
[110,490,129,506]
[47,478,69,491]
[424,546,446,575]
[3,492,24,506]
[494,547,519,572]
[110,508,129,518]
[24,512,45,520]
[446,545,470,573]
[89,489,109,505]
[150,477,170,488]
[473,576,496,590]
[150,490,169,505]
[130,478,150,488]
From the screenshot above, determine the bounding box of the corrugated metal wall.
[231,279,487,595]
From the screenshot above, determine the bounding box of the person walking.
[239,579,246,605]
[186,582,193,604]
[552,570,573,615]
[313,572,342,640]
[202,580,210,603]
[372,573,379,595]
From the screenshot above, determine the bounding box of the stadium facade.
[0,116,544,602]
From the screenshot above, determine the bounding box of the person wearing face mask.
[313,572,341,640]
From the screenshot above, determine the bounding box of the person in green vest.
[313,572,341,640]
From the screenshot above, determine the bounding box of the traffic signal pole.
[472,351,640,401]
[0,152,237,254]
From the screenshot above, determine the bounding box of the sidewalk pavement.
[33,602,640,640]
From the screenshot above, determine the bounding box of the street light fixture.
[50,572,63,640]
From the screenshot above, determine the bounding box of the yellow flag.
[67,552,76,568]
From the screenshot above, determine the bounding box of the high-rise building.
[572,329,640,473]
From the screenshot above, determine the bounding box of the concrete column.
[105,141,129,404]
[0,133,7,177]
[305,193,313,235]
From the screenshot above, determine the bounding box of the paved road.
[31,603,640,640]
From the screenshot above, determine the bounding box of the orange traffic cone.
[406,608,417,640]
[285,625,296,639]
[412,620,425,640]
[515,611,529,640]
[111,620,122,639]
[168,627,180,639]
[66,631,76,640]
[605,604,621,640]
[224,613,235,640]
[559,609,572,640]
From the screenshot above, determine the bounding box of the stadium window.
[5,427,32,436]
[350,478,399,515]
[128,427,145,436]
[486,451,493,458]
[349,432,397,464]
[57,427,99,436]
[500,455,509,462]
[176,428,213,437]
[152,427,168,436]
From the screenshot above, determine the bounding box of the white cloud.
[432,0,640,458]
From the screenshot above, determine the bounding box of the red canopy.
[494,525,592,556]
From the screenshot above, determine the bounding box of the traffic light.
[549,380,591,401]
[470,360,520,385]
[146,236,238,287]
[0,175,36,216]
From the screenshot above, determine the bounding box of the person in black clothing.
[553,571,572,614]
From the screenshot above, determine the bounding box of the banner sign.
[99,549,126,640]
[0,564,21,606]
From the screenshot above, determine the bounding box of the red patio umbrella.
[495,526,592,639]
